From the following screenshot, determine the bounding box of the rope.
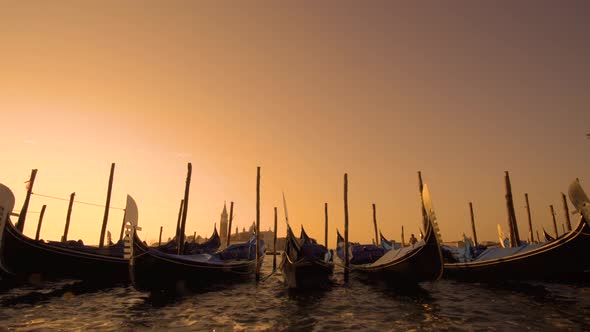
[133,248,257,274]
[12,211,41,215]
[259,268,277,282]
[31,192,125,210]
[284,250,336,269]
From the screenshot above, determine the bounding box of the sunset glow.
[1,1,589,248]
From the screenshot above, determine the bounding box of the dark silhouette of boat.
[444,180,590,281]
[128,216,265,293]
[336,185,444,285]
[0,183,131,284]
[155,227,221,254]
[281,225,333,289]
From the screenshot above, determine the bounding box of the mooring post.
[16,169,38,232]
[372,203,379,246]
[273,206,278,270]
[525,193,534,243]
[158,226,163,246]
[62,192,76,242]
[178,163,192,255]
[344,173,350,283]
[324,202,329,248]
[99,163,115,248]
[175,199,184,244]
[469,202,478,246]
[34,204,47,241]
[255,166,261,282]
[227,201,234,246]
[561,193,572,232]
[550,204,558,239]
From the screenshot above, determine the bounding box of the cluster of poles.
[13,163,575,282]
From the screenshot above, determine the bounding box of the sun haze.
[1,1,589,247]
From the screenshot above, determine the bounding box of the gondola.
[336,185,444,284]
[155,227,221,254]
[280,225,333,289]
[443,179,590,281]
[128,214,265,293]
[0,183,133,284]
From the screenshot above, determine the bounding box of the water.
[1,257,590,331]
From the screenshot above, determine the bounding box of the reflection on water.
[1,258,590,330]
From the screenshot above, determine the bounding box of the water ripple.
[1,259,590,331]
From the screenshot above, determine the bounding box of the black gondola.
[336,185,444,285]
[128,216,265,293]
[0,184,133,284]
[444,180,590,281]
[155,227,221,254]
[280,225,334,289]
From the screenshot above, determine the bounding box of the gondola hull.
[130,232,259,293]
[348,221,443,285]
[1,219,128,284]
[337,184,444,285]
[444,217,590,281]
[281,253,333,289]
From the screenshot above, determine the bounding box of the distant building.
[219,202,228,247]
[184,203,287,251]
[442,240,465,248]
[228,221,285,252]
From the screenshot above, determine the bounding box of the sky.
[1,1,589,247]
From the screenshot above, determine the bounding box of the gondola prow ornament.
[123,195,139,261]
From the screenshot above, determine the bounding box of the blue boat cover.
[285,225,331,263]
[337,230,385,265]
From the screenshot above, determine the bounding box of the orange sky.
[1,1,589,247]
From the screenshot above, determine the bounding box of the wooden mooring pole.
[324,202,329,248]
[273,206,277,270]
[34,204,47,241]
[227,201,234,246]
[562,193,572,232]
[372,203,379,246]
[62,192,75,242]
[469,202,478,246]
[255,166,261,282]
[175,199,184,243]
[178,163,192,254]
[99,163,115,248]
[158,226,163,246]
[17,169,38,232]
[525,193,534,243]
[344,173,350,283]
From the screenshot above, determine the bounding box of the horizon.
[2,1,589,248]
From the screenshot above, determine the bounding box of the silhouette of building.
[185,204,287,251]
[227,222,285,252]
[219,202,228,247]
